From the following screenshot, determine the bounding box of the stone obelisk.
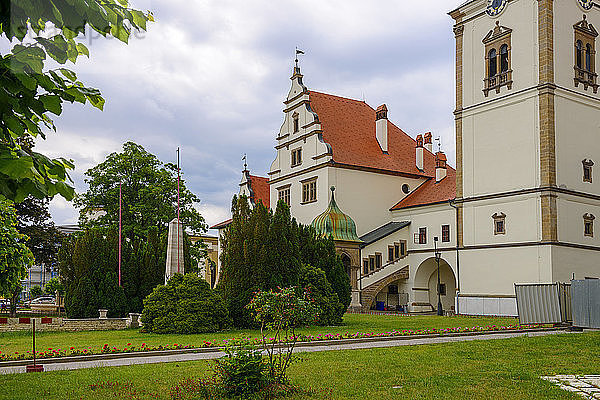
[165,218,184,283]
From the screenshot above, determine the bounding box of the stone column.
[165,218,184,284]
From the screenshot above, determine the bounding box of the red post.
[177,148,180,274]
[118,182,122,286]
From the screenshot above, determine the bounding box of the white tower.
[450,0,600,315]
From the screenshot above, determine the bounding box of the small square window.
[584,213,595,238]
[394,243,400,259]
[493,213,506,235]
[583,159,594,183]
[375,254,382,269]
[400,241,406,256]
[369,256,375,271]
[388,247,394,262]
[363,259,369,275]
[438,283,447,296]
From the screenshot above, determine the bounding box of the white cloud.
[26,0,467,225]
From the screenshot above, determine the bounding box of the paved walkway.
[0,329,574,375]
[542,375,600,399]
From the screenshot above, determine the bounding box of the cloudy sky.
[33,0,464,232]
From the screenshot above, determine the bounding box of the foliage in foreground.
[0,1,152,203]
[142,274,231,334]
[248,287,319,385]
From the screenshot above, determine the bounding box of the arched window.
[488,48,497,77]
[586,43,592,71]
[577,40,583,69]
[500,44,509,73]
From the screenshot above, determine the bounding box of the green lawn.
[1,331,596,399]
[0,314,518,357]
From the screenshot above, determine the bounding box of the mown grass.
[1,331,596,400]
[0,314,518,356]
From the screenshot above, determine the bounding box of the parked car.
[26,296,55,306]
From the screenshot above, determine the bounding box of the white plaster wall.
[551,245,600,283]
[458,297,518,316]
[557,194,600,246]
[554,92,600,194]
[329,168,423,236]
[270,167,329,227]
[554,1,600,99]
[460,0,539,108]
[459,245,553,296]
[461,93,540,197]
[392,204,456,251]
[463,193,541,246]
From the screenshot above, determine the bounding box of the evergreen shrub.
[141,274,231,334]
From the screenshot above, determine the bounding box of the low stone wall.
[0,313,141,333]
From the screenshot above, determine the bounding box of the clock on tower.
[486,0,508,17]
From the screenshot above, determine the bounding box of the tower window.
[488,48,497,77]
[500,44,509,73]
[583,159,594,183]
[574,15,599,93]
[483,22,513,97]
[584,214,595,237]
[493,213,506,235]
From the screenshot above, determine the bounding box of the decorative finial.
[295,47,305,69]
[435,137,442,152]
[242,153,247,171]
[496,20,500,26]
[584,14,587,21]
[330,186,335,192]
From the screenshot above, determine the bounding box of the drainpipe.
[448,199,460,314]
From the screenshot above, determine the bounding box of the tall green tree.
[0,1,152,202]
[14,196,64,267]
[218,197,346,328]
[0,198,34,316]
[75,142,207,239]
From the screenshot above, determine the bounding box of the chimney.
[416,134,424,171]
[435,151,447,182]
[375,104,388,152]
[424,132,433,153]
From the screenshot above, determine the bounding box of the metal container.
[514,283,571,325]
[572,279,600,329]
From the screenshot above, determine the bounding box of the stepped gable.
[390,167,456,210]
[308,91,436,177]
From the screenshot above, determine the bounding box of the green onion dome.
[311,187,362,243]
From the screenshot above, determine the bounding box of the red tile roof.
[308,91,437,177]
[390,168,456,210]
[209,174,270,230]
[248,175,270,207]
[210,218,232,230]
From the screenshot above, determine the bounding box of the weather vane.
[295,47,305,68]
[242,153,247,170]
[435,137,442,152]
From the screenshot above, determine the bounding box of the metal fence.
[514,283,571,325]
[571,279,600,329]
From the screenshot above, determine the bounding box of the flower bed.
[0,324,548,362]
